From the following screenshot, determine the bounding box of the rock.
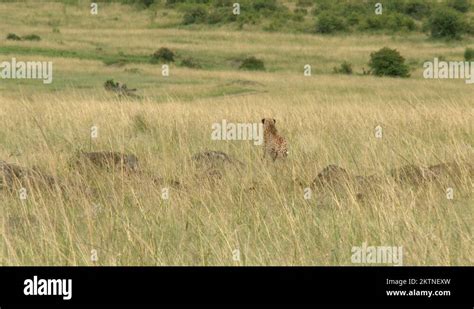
[311,164,351,188]
[191,150,243,167]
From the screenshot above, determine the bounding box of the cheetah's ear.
[261,118,265,124]
[273,118,276,124]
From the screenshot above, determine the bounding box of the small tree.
[316,12,346,34]
[448,0,470,13]
[6,33,21,40]
[182,7,208,25]
[428,8,466,39]
[151,47,175,63]
[464,48,474,61]
[369,47,410,77]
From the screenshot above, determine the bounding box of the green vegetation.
[150,47,176,63]
[315,12,346,34]
[369,47,410,77]
[22,34,41,41]
[6,33,42,41]
[6,33,21,40]
[464,47,474,60]
[427,7,467,39]
[333,61,353,75]
[239,56,265,71]
[180,57,202,69]
[448,0,470,12]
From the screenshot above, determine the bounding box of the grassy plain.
[0,1,472,265]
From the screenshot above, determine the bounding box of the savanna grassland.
[0,0,473,265]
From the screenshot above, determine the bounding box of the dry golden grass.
[1,76,473,265]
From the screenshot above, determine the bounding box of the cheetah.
[73,151,139,172]
[261,118,288,161]
[0,160,58,190]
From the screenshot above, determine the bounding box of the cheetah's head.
[261,118,278,134]
[261,118,276,125]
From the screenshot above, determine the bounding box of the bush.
[368,47,410,77]
[447,0,470,13]
[22,34,41,41]
[359,13,415,32]
[464,48,474,61]
[315,12,346,34]
[403,0,432,20]
[6,33,21,40]
[150,47,175,63]
[253,0,278,11]
[467,17,474,35]
[206,7,236,24]
[296,0,313,7]
[207,10,224,24]
[239,56,265,71]
[180,57,202,68]
[359,15,384,30]
[121,0,155,6]
[427,8,466,39]
[346,12,361,26]
[385,13,416,32]
[182,6,208,25]
[333,61,353,74]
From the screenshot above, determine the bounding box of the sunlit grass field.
[0,1,473,265]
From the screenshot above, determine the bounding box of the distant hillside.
[27,0,473,37]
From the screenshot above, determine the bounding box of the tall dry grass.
[1,74,472,265]
[0,0,472,266]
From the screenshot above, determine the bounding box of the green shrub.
[385,13,416,32]
[403,0,432,19]
[150,47,175,63]
[464,48,474,61]
[207,10,223,24]
[6,33,21,40]
[206,7,237,24]
[120,0,155,6]
[253,0,278,11]
[333,61,353,74]
[369,47,410,77]
[104,79,118,90]
[22,34,41,41]
[296,0,313,7]
[294,7,308,16]
[467,17,474,35]
[180,57,202,68]
[447,0,470,13]
[128,0,155,8]
[346,12,361,26]
[427,7,466,39]
[182,6,208,25]
[315,12,346,33]
[359,13,415,32]
[359,15,384,31]
[239,56,265,71]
